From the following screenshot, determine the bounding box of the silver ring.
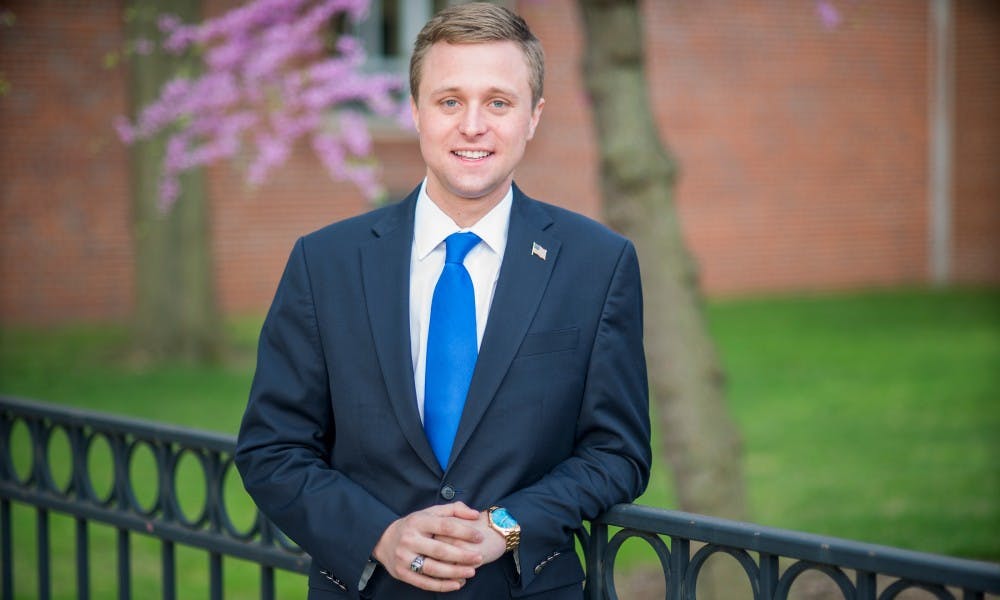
[409,555,425,574]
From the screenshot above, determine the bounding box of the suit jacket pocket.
[516,328,579,358]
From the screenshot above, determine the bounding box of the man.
[235,3,651,598]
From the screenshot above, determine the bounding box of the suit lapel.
[449,188,560,466]
[361,190,442,474]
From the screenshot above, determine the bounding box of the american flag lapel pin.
[531,241,547,261]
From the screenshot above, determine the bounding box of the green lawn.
[1,287,998,597]
[707,287,999,561]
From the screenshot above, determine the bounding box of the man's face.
[411,40,543,223]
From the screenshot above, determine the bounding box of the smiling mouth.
[453,150,492,160]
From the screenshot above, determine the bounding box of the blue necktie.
[424,232,481,469]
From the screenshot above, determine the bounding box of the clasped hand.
[372,502,507,592]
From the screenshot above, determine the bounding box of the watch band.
[503,526,521,552]
[488,506,521,552]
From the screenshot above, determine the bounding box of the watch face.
[491,507,518,529]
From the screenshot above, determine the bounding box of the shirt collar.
[414,179,513,261]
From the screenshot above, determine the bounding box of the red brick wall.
[643,0,931,294]
[953,0,1000,284]
[0,1,133,322]
[1,0,997,324]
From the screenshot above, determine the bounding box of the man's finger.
[412,555,477,581]
[428,514,483,544]
[421,535,482,567]
[403,570,467,593]
[437,501,480,520]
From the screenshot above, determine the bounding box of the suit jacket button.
[440,485,456,500]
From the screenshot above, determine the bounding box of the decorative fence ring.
[81,430,116,506]
[686,543,761,600]
[217,456,259,540]
[0,415,35,486]
[775,560,856,599]
[168,446,211,529]
[39,422,75,497]
[125,438,162,517]
[602,528,671,600]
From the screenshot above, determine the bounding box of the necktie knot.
[445,232,481,265]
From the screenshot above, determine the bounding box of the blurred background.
[1,1,998,320]
[0,0,997,594]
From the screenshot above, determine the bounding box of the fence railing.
[588,505,1000,599]
[1,395,998,600]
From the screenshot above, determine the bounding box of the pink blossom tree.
[118,0,407,212]
[118,0,407,362]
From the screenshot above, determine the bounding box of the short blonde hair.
[409,2,545,107]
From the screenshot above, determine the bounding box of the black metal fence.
[0,395,306,600]
[2,395,998,599]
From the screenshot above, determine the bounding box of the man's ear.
[527,97,545,141]
[410,95,420,133]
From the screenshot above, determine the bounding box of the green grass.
[2,288,998,597]
[709,287,1000,560]
[0,319,260,430]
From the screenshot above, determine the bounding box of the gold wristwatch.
[487,506,521,552]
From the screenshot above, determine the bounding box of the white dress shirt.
[409,180,512,422]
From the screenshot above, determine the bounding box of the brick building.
[1,0,997,324]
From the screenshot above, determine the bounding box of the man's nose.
[458,106,487,137]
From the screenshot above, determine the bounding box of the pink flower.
[158,176,181,213]
[816,0,842,30]
[112,116,136,144]
[116,0,407,208]
[339,111,371,156]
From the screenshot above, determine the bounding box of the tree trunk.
[125,0,222,363]
[577,0,747,594]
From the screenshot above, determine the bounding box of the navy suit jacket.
[235,184,651,599]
